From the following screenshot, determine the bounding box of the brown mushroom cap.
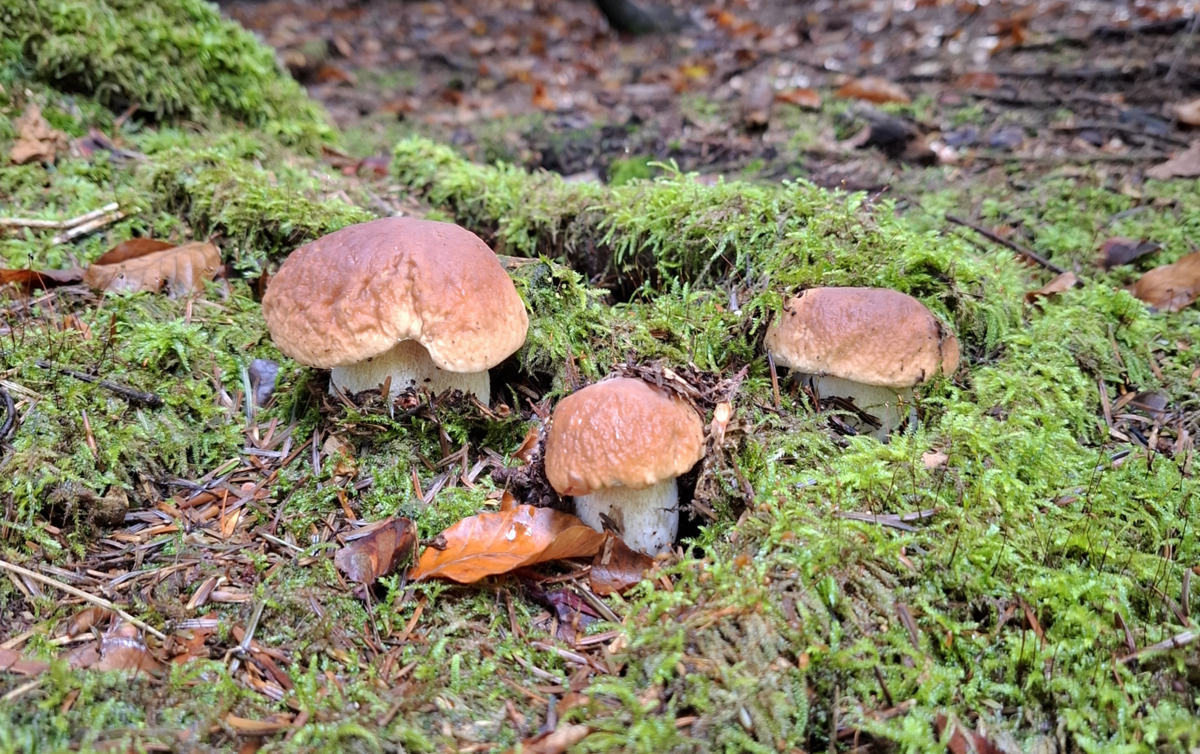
[764,287,959,389]
[262,217,528,373]
[544,377,705,497]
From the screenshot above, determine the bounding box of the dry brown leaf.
[835,76,911,104]
[1131,252,1200,312]
[1025,271,1079,303]
[922,449,948,469]
[334,517,417,586]
[1175,98,1200,126]
[226,715,293,736]
[590,533,654,596]
[934,712,1000,754]
[170,615,216,664]
[0,647,50,677]
[954,72,1000,91]
[1099,237,1162,270]
[0,267,84,293]
[774,88,821,109]
[1146,141,1200,180]
[9,103,68,165]
[409,505,606,583]
[93,622,165,676]
[67,606,115,637]
[83,241,221,297]
[501,724,591,754]
[498,490,518,512]
[93,238,176,266]
[513,424,541,465]
[532,82,558,112]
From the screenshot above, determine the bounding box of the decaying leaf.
[92,238,176,266]
[774,88,821,109]
[1100,237,1161,270]
[1025,271,1079,303]
[0,648,50,677]
[1131,252,1200,312]
[590,533,654,596]
[334,517,417,586]
[68,621,165,676]
[1175,98,1200,126]
[513,423,541,465]
[0,267,84,293]
[9,103,68,165]
[954,71,1000,90]
[83,241,221,297]
[67,606,115,637]
[226,714,293,736]
[409,505,606,583]
[934,712,1000,754]
[835,76,911,104]
[1146,141,1200,181]
[922,449,948,469]
[322,433,358,479]
[502,724,591,754]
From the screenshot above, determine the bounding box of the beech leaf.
[1146,141,1200,181]
[83,241,222,297]
[9,103,68,165]
[590,533,654,596]
[1174,98,1200,126]
[774,88,822,109]
[92,238,176,266]
[1025,271,1079,304]
[1130,252,1200,312]
[334,517,417,586]
[0,647,50,677]
[835,76,911,104]
[409,505,607,583]
[0,267,84,292]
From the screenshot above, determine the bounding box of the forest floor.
[2,0,1200,753]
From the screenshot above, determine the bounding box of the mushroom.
[543,377,705,556]
[262,217,529,404]
[764,287,959,439]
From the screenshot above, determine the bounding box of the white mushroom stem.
[330,339,490,403]
[573,478,679,556]
[805,374,915,440]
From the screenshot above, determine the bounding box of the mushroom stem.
[573,478,679,556]
[330,339,490,403]
[806,374,915,440]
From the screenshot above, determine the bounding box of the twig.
[836,508,939,532]
[0,557,167,641]
[0,386,14,442]
[51,210,127,245]
[1119,629,1197,663]
[0,203,119,230]
[945,214,1067,274]
[1166,14,1200,83]
[35,360,163,408]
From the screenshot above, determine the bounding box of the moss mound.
[0,0,332,149]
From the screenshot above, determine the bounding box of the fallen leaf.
[67,606,115,637]
[532,82,558,112]
[93,238,176,266]
[1099,237,1161,269]
[249,359,279,407]
[1025,271,1080,303]
[590,533,653,596]
[170,615,216,664]
[322,433,358,479]
[513,423,540,465]
[335,517,417,586]
[774,88,821,109]
[1131,252,1200,312]
[835,76,911,104]
[71,621,164,676]
[1146,141,1200,180]
[921,450,948,469]
[0,267,84,293]
[499,490,518,512]
[409,505,606,583]
[934,712,1000,754]
[1175,98,1200,126]
[83,242,221,297]
[502,724,591,754]
[226,715,293,736]
[9,103,68,165]
[954,71,1000,90]
[312,64,356,86]
[0,648,49,677]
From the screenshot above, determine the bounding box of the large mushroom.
[262,217,529,404]
[543,377,705,556]
[764,287,959,439]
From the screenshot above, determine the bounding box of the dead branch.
[945,214,1067,274]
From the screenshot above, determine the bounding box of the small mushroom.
[262,218,529,404]
[543,377,705,556]
[765,287,959,439]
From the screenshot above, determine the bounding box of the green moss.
[0,0,332,150]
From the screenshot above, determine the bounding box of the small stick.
[35,360,163,407]
[0,557,167,641]
[767,351,781,411]
[945,214,1067,274]
[0,386,14,442]
[0,203,119,230]
[51,210,126,245]
[1119,629,1197,663]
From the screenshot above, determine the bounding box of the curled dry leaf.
[590,533,654,596]
[0,267,84,293]
[67,621,165,676]
[513,423,541,465]
[92,238,176,266]
[9,103,68,165]
[774,88,821,109]
[334,517,417,586]
[67,606,115,637]
[1175,98,1200,126]
[835,76,911,104]
[1100,237,1161,270]
[1131,252,1200,312]
[1146,141,1200,181]
[83,241,221,297]
[1025,271,1079,304]
[409,505,606,583]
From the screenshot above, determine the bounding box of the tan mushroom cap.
[262,217,528,373]
[544,377,705,498]
[765,287,960,389]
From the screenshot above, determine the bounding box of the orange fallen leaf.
[226,714,293,736]
[83,241,221,297]
[590,533,653,596]
[513,424,541,465]
[409,505,606,583]
[0,267,84,293]
[67,606,115,637]
[1175,98,1200,126]
[532,82,558,112]
[66,621,164,676]
[501,724,591,754]
[0,647,49,677]
[774,88,821,109]
[335,517,417,586]
[954,71,1000,90]
[1147,141,1200,181]
[1025,271,1079,304]
[9,103,68,165]
[835,76,911,104]
[92,238,176,266]
[1131,252,1200,312]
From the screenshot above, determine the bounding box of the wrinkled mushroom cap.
[544,377,705,497]
[262,217,529,372]
[764,287,959,389]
